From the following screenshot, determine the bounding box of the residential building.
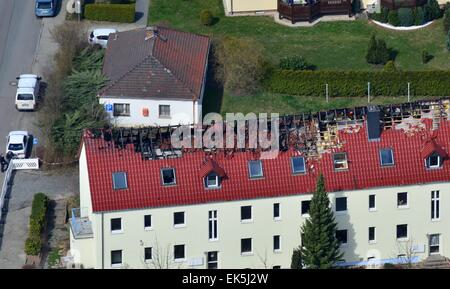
[70,100,450,269]
[98,26,210,127]
[223,0,447,24]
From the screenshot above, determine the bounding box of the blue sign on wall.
[33,138,38,145]
[105,103,113,112]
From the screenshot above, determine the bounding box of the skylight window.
[333,153,348,170]
[112,172,128,190]
[291,157,306,174]
[248,160,263,179]
[380,148,394,166]
[161,168,176,185]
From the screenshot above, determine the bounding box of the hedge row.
[266,70,450,97]
[84,3,135,23]
[24,193,49,256]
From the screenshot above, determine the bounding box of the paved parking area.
[0,167,78,269]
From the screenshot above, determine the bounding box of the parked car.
[6,131,30,159]
[15,74,41,111]
[88,28,118,49]
[35,0,57,17]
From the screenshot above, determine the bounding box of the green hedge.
[84,3,135,23]
[266,70,450,97]
[24,193,49,256]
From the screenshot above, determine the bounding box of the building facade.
[70,101,450,269]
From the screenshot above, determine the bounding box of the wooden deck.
[278,0,352,23]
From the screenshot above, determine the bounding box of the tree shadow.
[389,48,399,62]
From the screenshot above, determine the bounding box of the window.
[397,192,408,208]
[291,157,306,174]
[205,173,219,188]
[301,233,305,247]
[144,215,152,229]
[273,203,280,219]
[431,190,440,220]
[207,251,218,269]
[369,227,376,243]
[208,210,218,240]
[426,152,441,169]
[273,235,281,252]
[110,218,122,233]
[161,168,176,185]
[159,105,171,118]
[241,238,252,254]
[174,244,185,260]
[174,212,185,227]
[396,224,408,240]
[144,247,152,261]
[248,160,263,179]
[301,200,311,215]
[333,153,348,170]
[380,148,394,166]
[369,194,376,211]
[336,230,348,245]
[113,103,130,117]
[112,172,128,190]
[111,250,122,267]
[336,197,347,212]
[240,206,252,222]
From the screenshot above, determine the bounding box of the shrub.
[444,8,450,32]
[428,0,442,20]
[366,35,390,65]
[383,263,397,269]
[383,60,397,72]
[422,50,432,63]
[24,235,41,256]
[381,7,390,23]
[424,4,433,22]
[414,7,425,25]
[266,70,450,97]
[200,10,213,26]
[398,8,414,26]
[279,56,313,71]
[215,37,268,95]
[388,10,400,26]
[84,3,135,23]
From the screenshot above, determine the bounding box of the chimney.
[367,105,381,141]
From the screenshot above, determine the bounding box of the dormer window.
[426,152,441,169]
[333,153,348,171]
[205,173,220,188]
[161,168,176,185]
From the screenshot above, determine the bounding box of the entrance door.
[429,234,440,255]
[207,251,218,269]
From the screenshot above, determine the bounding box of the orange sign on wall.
[142,108,149,117]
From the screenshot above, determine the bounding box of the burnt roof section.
[99,26,210,100]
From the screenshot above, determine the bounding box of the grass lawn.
[149,0,450,114]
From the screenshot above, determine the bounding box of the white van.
[15,74,41,111]
[88,28,118,49]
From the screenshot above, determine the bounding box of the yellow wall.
[224,0,277,13]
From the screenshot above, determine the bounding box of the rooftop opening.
[112,172,128,190]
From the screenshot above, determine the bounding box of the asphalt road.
[0,0,42,183]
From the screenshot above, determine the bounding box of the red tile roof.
[99,27,210,101]
[199,158,227,178]
[83,119,450,213]
[420,137,448,159]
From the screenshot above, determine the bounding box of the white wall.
[99,97,202,127]
[72,148,450,268]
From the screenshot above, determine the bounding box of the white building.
[98,27,210,127]
[70,101,450,269]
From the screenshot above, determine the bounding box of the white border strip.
[371,19,434,31]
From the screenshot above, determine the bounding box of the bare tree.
[394,238,418,269]
[256,248,271,269]
[140,236,182,269]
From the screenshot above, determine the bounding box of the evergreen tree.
[299,174,343,269]
[377,39,391,64]
[366,34,378,64]
[291,248,303,269]
[444,8,450,32]
[428,0,442,20]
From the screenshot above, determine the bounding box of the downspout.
[101,212,104,269]
[231,0,233,14]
